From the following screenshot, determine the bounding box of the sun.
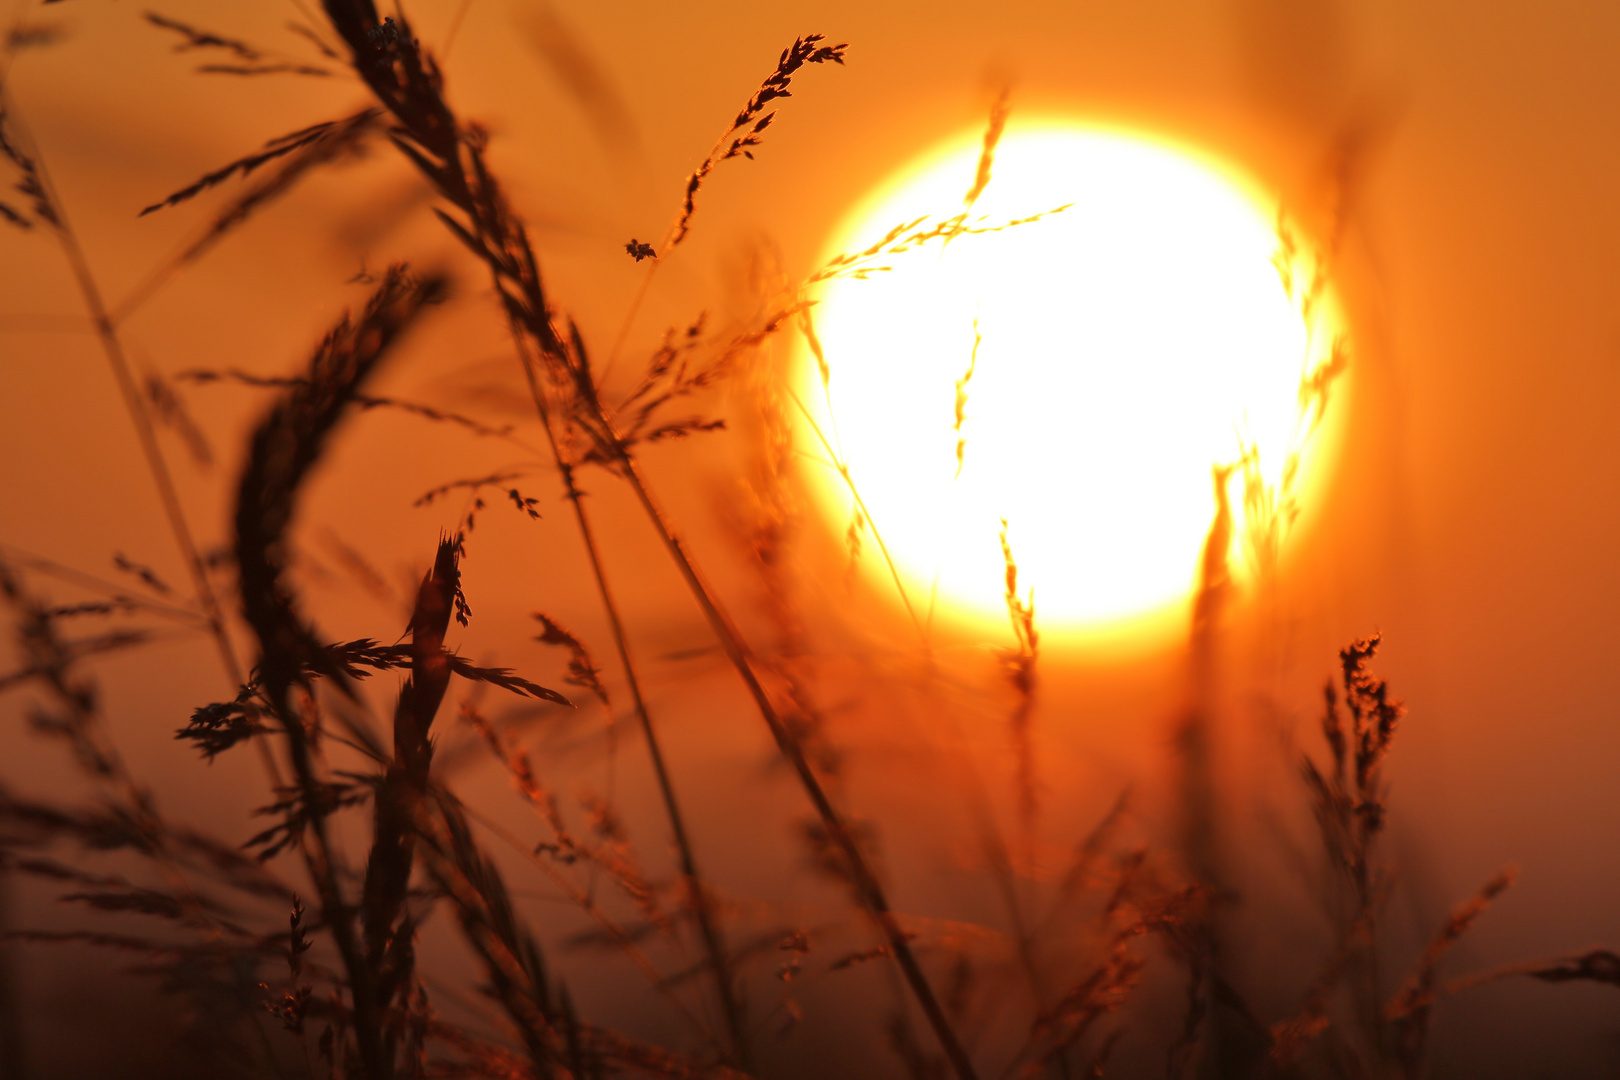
[797,121,1342,643]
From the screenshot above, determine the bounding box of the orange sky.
[3,0,1619,1075]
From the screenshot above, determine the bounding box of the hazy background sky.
[2,0,1619,1075]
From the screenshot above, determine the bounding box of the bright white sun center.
[801,124,1334,639]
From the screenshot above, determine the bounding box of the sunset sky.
[2,0,1618,1075]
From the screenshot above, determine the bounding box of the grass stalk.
[512,339,753,1068]
[300,7,746,1058]
[0,88,286,790]
[609,448,981,1080]
[306,9,978,1071]
[786,385,924,640]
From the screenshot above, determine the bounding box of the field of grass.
[0,3,1615,1079]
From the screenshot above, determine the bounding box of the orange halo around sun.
[797,120,1344,644]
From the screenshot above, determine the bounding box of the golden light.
[798,121,1342,643]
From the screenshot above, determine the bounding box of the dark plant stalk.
[512,340,753,1068]
[233,265,447,1080]
[315,9,975,1073]
[0,93,285,790]
[359,537,460,1068]
[314,6,744,1061]
[611,450,980,1080]
[447,744,718,1042]
[797,314,1052,1026]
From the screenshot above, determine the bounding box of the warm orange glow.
[799,122,1342,641]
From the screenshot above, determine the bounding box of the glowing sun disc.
[801,123,1338,638]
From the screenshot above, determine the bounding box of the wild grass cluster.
[1,3,1616,1079]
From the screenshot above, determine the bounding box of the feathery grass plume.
[234,263,446,702]
[1266,638,1521,1074]
[605,303,799,463]
[665,34,848,251]
[806,203,1071,284]
[1290,640,1401,1065]
[533,613,610,711]
[412,474,543,563]
[176,681,267,761]
[184,632,568,740]
[234,262,445,1079]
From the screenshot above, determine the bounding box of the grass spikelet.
[111,552,174,596]
[532,613,610,711]
[953,321,980,479]
[138,112,377,217]
[666,34,848,251]
[142,367,214,467]
[807,203,1071,284]
[233,265,446,675]
[962,89,1009,212]
[0,106,59,229]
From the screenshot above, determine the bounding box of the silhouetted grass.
[0,6,1610,1080]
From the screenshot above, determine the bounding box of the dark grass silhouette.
[0,5,1615,1080]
